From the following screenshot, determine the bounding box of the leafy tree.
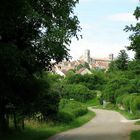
[128,60,140,75]
[103,78,131,103]
[108,50,129,71]
[108,61,118,72]
[66,73,106,90]
[124,6,140,60]
[116,50,129,70]
[0,0,80,131]
[61,84,96,102]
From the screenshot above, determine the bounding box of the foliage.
[85,97,100,107]
[0,111,95,140]
[108,50,129,71]
[131,130,140,140]
[0,0,80,131]
[103,77,131,103]
[128,60,140,76]
[108,61,118,72]
[131,96,140,115]
[124,6,140,60]
[65,72,106,90]
[116,50,129,70]
[61,84,96,102]
[57,99,88,123]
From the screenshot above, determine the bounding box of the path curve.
[48,108,140,140]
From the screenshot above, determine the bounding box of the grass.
[116,109,139,120]
[130,121,140,140]
[135,120,140,125]
[85,97,100,107]
[0,111,95,140]
[131,130,140,140]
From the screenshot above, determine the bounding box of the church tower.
[109,53,114,61]
[84,49,90,63]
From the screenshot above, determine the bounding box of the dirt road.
[48,108,139,140]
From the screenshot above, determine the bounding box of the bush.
[61,84,96,102]
[73,108,88,117]
[57,111,74,123]
[66,73,106,90]
[58,99,88,123]
[116,94,140,115]
[122,95,132,112]
[103,77,132,103]
[131,96,140,115]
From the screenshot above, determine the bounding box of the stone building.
[53,50,114,75]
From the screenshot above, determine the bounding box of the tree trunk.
[21,119,24,130]
[0,96,9,131]
[0,107,8,131]
[13,111,17,129]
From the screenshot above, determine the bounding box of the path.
[48,108,140,140]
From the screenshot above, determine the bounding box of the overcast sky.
[69,0,140,60]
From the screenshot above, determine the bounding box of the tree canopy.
[0,0,80,131]
[108,50,129,71]
[124,6,140,60]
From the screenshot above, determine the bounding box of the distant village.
[53,50,114,76]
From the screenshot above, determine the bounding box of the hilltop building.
[53,50,114,76]
[79,50,113,70]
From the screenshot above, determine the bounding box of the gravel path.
[48,108,140,140]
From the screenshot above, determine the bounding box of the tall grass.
[0,111,95,140]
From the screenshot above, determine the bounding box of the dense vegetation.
[0,0,81,132]
[1,0,140,139]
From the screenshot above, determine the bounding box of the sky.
[69,0,140,60]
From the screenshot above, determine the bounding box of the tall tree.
[108,50,129,71]
[124,6,140,60]
[0,0,80,131]
[116,50,129,71]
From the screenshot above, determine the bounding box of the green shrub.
[73,108,88,117]
[66,73,106,90]
[61,84,96,102]
[116,94,140,115]
[131,96,140,115]
[58,99,88,123]
[57,111,74,123]
[122,95,132,112]
[105,103,116,109]
[103,77,132,103]
[116,94,127,106]
[122,94,138,113]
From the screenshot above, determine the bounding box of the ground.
[48,108,140,140]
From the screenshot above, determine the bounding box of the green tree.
[108,50,129,71]
[116,50,129,70]
[108,61,118,72]
[124,6,140,60]
[103,78,131,103]
[127,60,140,76]
[0,0,80,131]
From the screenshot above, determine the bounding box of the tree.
[124,6,140,60]
[0,0,80,131]
[116,50,129,70]
[108,50,129,71]
[103,78,131,103]
[108,61,118,72]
